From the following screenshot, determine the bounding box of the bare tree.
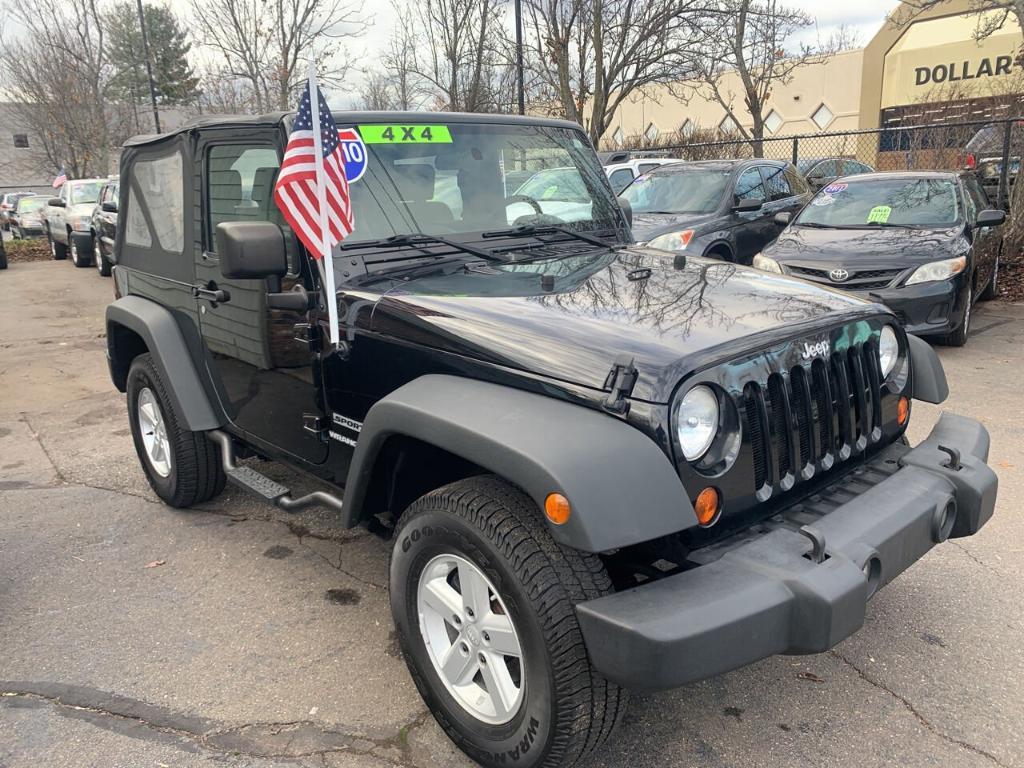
[389,0,512,112]
[191,0,367,112]
[380,14,429,111]
[893,0,1024,41]
[521,0,711,144]
[358,71,397,110]
[0,0,130,178]
[685,0,851,156]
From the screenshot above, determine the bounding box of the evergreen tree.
[106,2,200,105]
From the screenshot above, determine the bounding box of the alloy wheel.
[417,553,525,725]
[137,387,172,478]
[95,239,104,273]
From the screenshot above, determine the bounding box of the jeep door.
[194,131,328,465]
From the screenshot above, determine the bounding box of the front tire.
[980,254,999,301]
[94,232,111,276]
[127,354,226,507]
[49,228,67,260]
[70,231,92,267]
[390,476,624,768]
[940,283,972,347]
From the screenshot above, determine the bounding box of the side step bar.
[207,430,345,514]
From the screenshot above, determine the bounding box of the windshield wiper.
[480,224,613,250]
[338,233,503,262]
[865,221,912,228]
[795,222,835,229]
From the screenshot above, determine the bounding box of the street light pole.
[135,0,161,133]
[514,0,525,115]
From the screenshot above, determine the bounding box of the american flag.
[273,82,353,259]
[52,168,67,188]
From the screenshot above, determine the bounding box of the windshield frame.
[793,176,963,230]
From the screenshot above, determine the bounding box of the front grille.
[789,265,902,290]
[741,342,883,497]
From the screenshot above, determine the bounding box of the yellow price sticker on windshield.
[867,205,892,224]
[358,125,452,144]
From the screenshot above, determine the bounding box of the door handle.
[192,283,230,304]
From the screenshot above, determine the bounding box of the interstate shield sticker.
[337,128,367,183]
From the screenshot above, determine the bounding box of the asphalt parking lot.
[2,259,1023,768]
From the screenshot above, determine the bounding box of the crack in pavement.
[286,522,386,590]
[20,412,68,484]
[949,540,1007,579]
[1,681,428,766]
[829,651,1008,767]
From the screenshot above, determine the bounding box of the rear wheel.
[390,476,624,768]
[980,254,999,301]
[127,354,226,507]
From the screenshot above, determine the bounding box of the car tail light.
[965,152,977,170]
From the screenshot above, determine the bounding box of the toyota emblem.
[829,268,850,282]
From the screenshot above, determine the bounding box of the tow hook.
[799,525,828,564]
[938,445,962,471]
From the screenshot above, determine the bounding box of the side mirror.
[975,209,1006,228]
[617,197,633,228]
[101,201,118,213]
[215,221,287,280]
[774,212,791,226]
[733,197,763,213]
[48,197,64,207]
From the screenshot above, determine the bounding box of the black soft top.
[123,110,587,149]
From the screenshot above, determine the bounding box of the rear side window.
[206,144,282,248]
[736,167,767,202]
[608,168,633,192]
[638,162,661,174]
[762,165,793,201]
[127,152,184,252]
[784,165,809,194]
[808,160,838,179]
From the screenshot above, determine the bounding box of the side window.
[609,168,634,192]
[735,167,767,202]
[206,144,282,249]
[784,165,809,194]
[961,183,979,223]
[638,162,660,175]
[59,184,68,202]
[762,165,793,201]
[129,152,184,252]
[966,177,991,213]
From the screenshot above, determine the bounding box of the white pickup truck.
[46,178,105,267]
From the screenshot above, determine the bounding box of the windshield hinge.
[602,355,638,414]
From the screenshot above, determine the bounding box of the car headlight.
[752,253,782,273]
[878,324,898,377]
[677,385,719,461]
[905,256,967,285]
[70,215,91,231]
[647,230,694,252]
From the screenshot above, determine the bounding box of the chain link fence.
[614,117,1024,210]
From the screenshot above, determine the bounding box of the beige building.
[606,0,1024,150]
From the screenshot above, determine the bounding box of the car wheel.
[49,229,67,260]
[390,476,625,768]
[127,353,226,507]
[11,227,19,240]
[940,284,972,347]
[94,233,111,277]
[0,247,7,270]
[980,255,999,301]
[70,232,92,268]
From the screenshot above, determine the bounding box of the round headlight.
[879,325,898,377]
[677,385,720,461]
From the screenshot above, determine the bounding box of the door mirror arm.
[267,283,317,312]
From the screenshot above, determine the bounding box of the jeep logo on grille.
[829,268,850,282]
[801,340,831,360]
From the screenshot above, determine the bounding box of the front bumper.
[576,413,997,691]
[861,279,965,336]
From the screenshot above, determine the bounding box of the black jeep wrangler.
[106,112,998,768]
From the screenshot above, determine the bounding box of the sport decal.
[822,182,847,194]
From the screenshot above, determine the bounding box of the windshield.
[620,167,730,214]
[17,197,44,212]
[336,122,619,249]
[795,178,960,228]
[70,182,101,205]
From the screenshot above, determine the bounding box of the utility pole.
[135,0,161,133]
[514,0,525,115]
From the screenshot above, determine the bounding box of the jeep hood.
[365,248,879,403]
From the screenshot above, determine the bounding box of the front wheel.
[49,228,67,260]
[390,476,624,768]
[127,354,226,507]
[940,283,972,347]
[980,254,999,301]
[70,232,92,267]
[94,233,111,276]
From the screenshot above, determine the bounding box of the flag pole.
[307,60,341,347]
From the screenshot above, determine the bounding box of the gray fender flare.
[343,375,697,552]
[907,333,949,405]
[106,296,221,431]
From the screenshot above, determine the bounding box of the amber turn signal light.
[544,493,572,525]
[694,487,720,527]
[897,396,910,426]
